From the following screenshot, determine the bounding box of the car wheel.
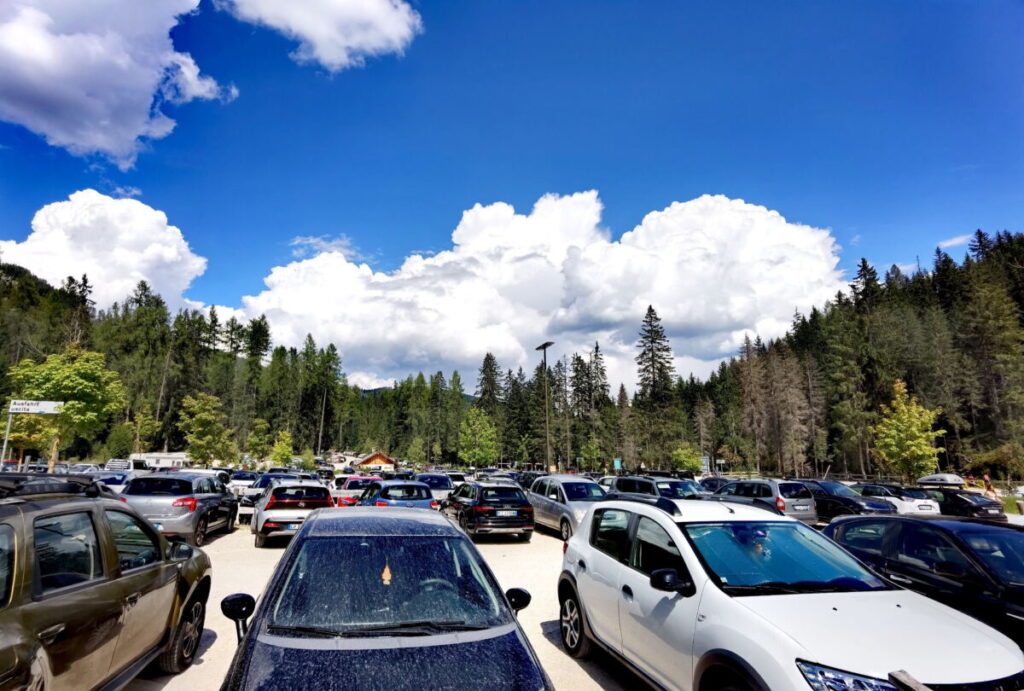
[560,520,572,541]
[559,591,591,658]
[699,666,758,691]
[190,517,207,547]
[226,510,237,533]
[254,532,266,548]
[519,531,532,542]
[459,513,472,536]
[156,596,206,674]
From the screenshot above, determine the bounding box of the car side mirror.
[506,587,531,613]
[168,542,194,561]
[650,568,696,597]
[934,560,967,579]
[222,593,257,642]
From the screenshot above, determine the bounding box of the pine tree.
[475,353,502,418]
[635,306,675,409]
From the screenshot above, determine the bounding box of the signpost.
[1,400,64,470]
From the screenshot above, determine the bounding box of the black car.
[220,509,551,690]
[517,471,548,491]
[920,486,1008,522]
[440,481,534,541]
[825,515,1024,645]
[698,476,730,493]
[801,479,897,521]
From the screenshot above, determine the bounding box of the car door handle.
[577,559,586,571]
[889,574,913,585]
[621,585,633,600]
[125,592,141,609]
[37,623,65,643]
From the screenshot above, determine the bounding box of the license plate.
[987,509,1000,514]
[793,505,808,511]
[918,505,933,510]
[287,523,300,530]
[496,510,516,517]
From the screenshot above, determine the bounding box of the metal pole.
[543,349,551,471]
[0,410,11,470]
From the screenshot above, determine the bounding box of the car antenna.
[723,503,735,514]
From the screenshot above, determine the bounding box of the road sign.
[8,400,64,414]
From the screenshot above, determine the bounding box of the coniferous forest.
[1,229,1023,480]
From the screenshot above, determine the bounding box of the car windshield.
[418,475,454,490]
[656,480,702,498]
[815,481,860,498]
[960,529,1024,585]
[381,485,431,500]
[778,483,811,499]
[683,521,889,595]
[563,482,605,501]
[957,492,995,505]
[481,487,527,503]
[231,471,258,481]
[446,473,466,483]
[254,474,297,489]
[269,536,509,633]
[123,478,192,496]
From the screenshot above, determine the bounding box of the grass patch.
[1003,496,1023,515]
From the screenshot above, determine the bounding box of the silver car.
[528,474,606,540]
[251,479,334,547]
[121,472,239,546]
[714,478,818,524]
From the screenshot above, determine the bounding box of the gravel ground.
[126,521,648,691]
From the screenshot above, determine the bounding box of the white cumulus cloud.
[939,233,972,249]
[218,0,422,72]
[0,0,232,168]
[0,189,207,309]
[233,192,845,389]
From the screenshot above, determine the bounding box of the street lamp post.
[535,341,555,472]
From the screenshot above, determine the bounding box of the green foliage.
[247,418,271,461]
[870,381,945,481]
[270,430,294,464]
[106,423,134,459]
[671,442,704,474]
[458,408,498,467]
[177,393,233,467]
[299,447,316,471]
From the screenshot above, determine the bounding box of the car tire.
[156,596,206,674]
[559,590,592,659]
[699,666,759,691]
[519,531,532,542]
[226,509,237,533]
[560,519,572,541]
[459,513,473,537]
[189,517,207,547]
[254,533,265,548]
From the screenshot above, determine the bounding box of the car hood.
[229,624,550,690]
[735,590,1023,684]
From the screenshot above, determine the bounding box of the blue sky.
[1,0,1022,386]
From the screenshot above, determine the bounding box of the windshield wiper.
[723,579,883,595]
[720,582,803,595]
[338,620,488,636]
[266,624,344,637]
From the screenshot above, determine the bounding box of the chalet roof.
[355,452,396,466]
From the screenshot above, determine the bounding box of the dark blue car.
[219,509,551,690]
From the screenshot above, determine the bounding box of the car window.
[0,525,13,608]
[547,484,561,501]
[532,478,548,495]
[272,486,331,501]
[591,509,631,562]
[212,479,227,493]
[754,484,773,498]
[896,524,977,574]
[960,529,1024,585]
[105,511,161,571]
[631,517,688,577]
[656,480,702,499]
[380,485,431,501]
[778,483,811,499]
[418,475,453,490]
[718,482,738,495]
[837,520,892,556]
[563,482,605,501]
[35,512,103,593]
[480,486,527,503]
[198,478,214,493]
[123,477,193,495]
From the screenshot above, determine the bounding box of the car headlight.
[797,662,897,691]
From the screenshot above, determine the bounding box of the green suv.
[0,474,212,690]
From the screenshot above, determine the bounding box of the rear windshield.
[563,482,606,501]
[446,473,466,483]
[272,486,330,501]
[344,478,375,490]
[418,475,454,490]
[124,478,192,496]
[254,474,297,489]
[481,487,527,503]
[897,487,929,499]
[957,492,996,506]
[231,471,258,481]
[94,474,128,485]
[779,483,812,499]
[381,485,431,500]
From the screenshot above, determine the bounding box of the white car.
[558,496,1023,690]
[251,478,333,547]
[852,483,942,515]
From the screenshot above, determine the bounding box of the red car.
[334,475,382,506]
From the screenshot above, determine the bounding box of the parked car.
[87,469,138,493]
[445,471,468,484]
[121,473,239,546]
[440,481,534,541]
[415,472,456,501]
[0,473,212,689]
[850,483,941,515]
[713,478,818,524]
[355,480,438,510]
[237,472,298,523]
[597,475,615,490]
[333,475,382,506]
[251,479,334,547]
[315,468,335,484]
[517,471,547,490]
[226,470,260,494]
[801,478,897,521]
[920,486,1008,522]
[528,474,606,540]
[606,475,706,504]
[697,476,730,493]
[825,515,1024,646]
[557,495,1024,690]
[105,458,150,472]
[220,508,551,690]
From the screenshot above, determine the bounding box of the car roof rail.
[602,491,681,516]
[0,472,116,499]
[700,495,784,515]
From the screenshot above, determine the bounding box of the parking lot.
[127,523,648,691]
